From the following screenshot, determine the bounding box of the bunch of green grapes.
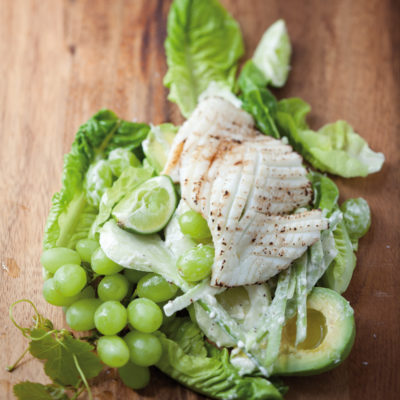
[40,210,213,390]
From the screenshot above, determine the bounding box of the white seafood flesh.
[163,97,328,287]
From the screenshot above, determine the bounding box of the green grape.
[127,298,162,333]
[91,247,123,275]
[94,301,127,335]
[98,274,130,302]
[66,298,102,331]
[179,210,211,240]
[53,264,87,297]
[340,198,371,239]
[136,273,178,303]
[123,268,147,284]
[75,239,99,263]
[41,247,81,274]
[124,331,162,367]
[43,278,80,307]
[118,361,150,389]
[97,335,130,368]
[177,244,214,282]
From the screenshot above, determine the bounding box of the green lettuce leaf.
[252,19,291,88]
[241,87,280,138]
[142,124,178,174]
[237,61,280,138]
[276,98,310,129]
[43,110,149,250]
[108,147,141,177]
[84,159,113,207]
[307,121,384,177]
[237,60,269,93]
[276,99,385,177]
[156,318,283,400]
[308,171,339,212]
[340,198,371,242]
[321,214,356,294]
[104,120,150,157]
[305,171,357,294]
[99,220,190,290]
[164,0,244,117]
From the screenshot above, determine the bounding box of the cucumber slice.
[112,176,177,234]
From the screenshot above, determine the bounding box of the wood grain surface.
[0,0,399,399]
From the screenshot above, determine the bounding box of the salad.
[8,0,385,399]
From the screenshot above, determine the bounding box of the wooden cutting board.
[0,0,399,399]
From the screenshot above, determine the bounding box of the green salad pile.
[9,0,384,399]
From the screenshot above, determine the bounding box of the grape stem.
[71,386,86,400]
[73,354,92,400]
[6,347,29,372]
[9,299,44,338]
[7,299,53,372]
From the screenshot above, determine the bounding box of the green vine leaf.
[14,381,69,400]
[29,329,102,386]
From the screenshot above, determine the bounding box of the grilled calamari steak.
[163,97,328,287]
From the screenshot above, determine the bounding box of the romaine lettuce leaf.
[43,110,149,250]
[237,61,269,93]
[340,198,371,243]
[321,214,356,294]
[142,124,178,174]
[276,99,385,177]
[164,0,244,117]
[84,160,113,207]
[156,318,283,400]
[241,87,280,138]
[252,19,291,88]
[307,121,384,177]
[104,121,150,157]
[307,173,361,293]
[108,148,141,177]
[276,98,310,129]
[43,110,118,249]
[308,171,339,212]
[236,61,280,138]
[99,220,190,291]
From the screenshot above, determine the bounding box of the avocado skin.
[272,287,356,376]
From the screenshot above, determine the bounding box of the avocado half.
[273,287,355,376]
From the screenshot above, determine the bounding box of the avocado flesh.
[273,287,355,376]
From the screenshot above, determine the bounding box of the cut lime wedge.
[112,176,177,234]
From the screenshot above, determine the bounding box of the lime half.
[112,176,177,234]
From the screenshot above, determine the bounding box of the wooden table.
[1,0,399,399]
